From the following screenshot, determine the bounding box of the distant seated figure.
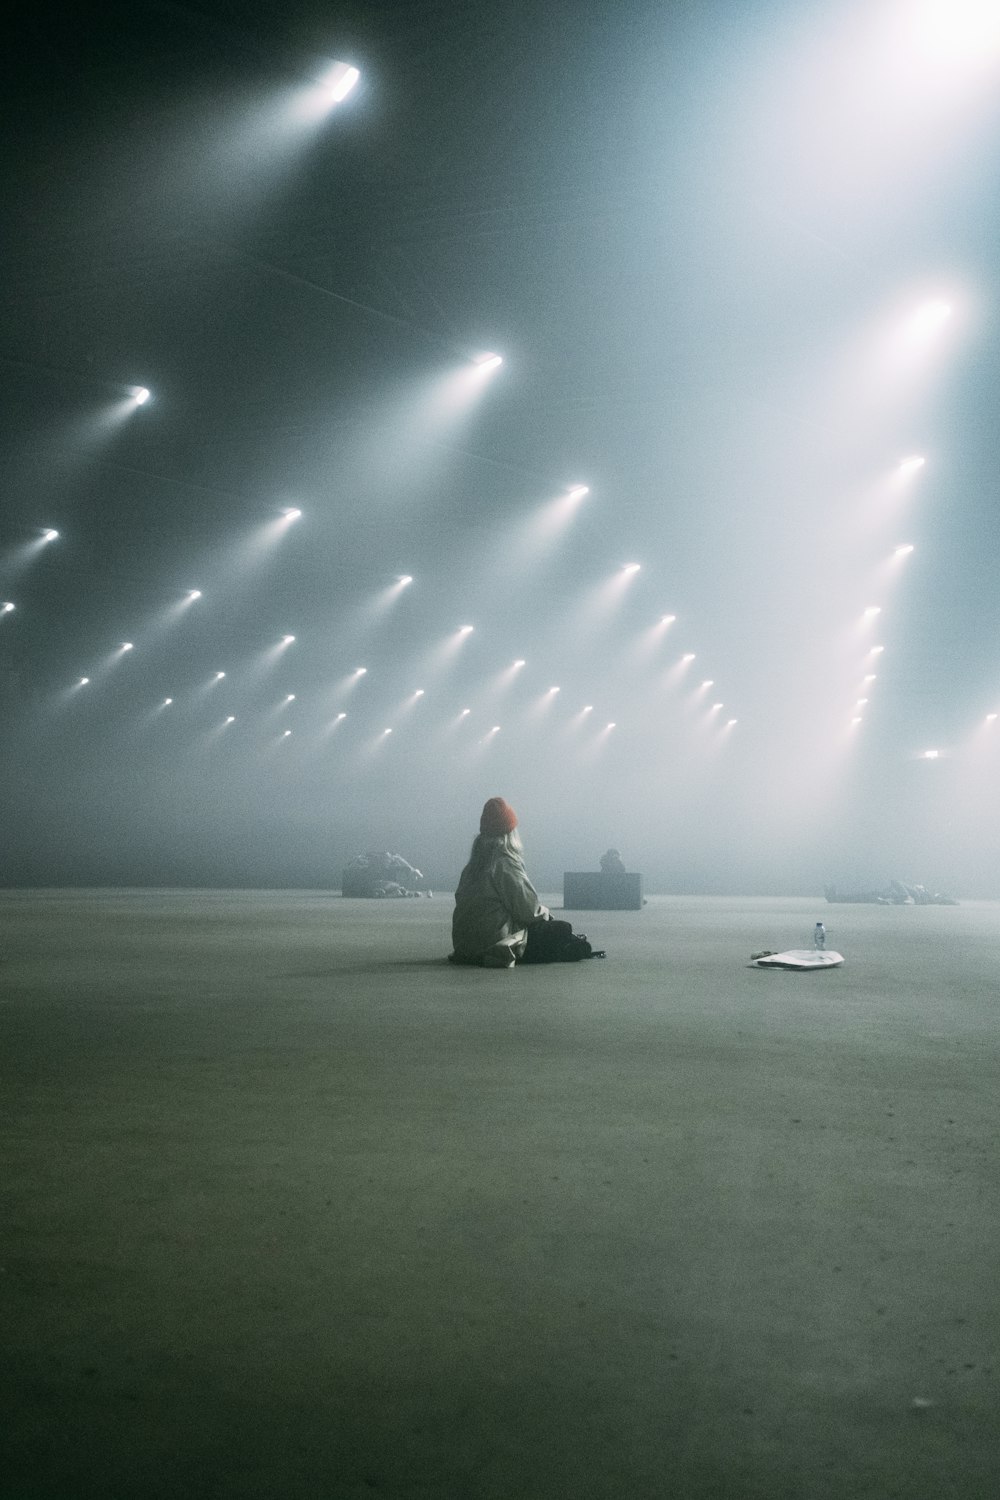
[599,848,627,875]
[342,850,423,898]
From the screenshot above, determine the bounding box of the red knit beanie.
[480,797,518,836]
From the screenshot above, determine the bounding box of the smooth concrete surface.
[2,890,998,1500]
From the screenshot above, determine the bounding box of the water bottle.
[814,921,826,951]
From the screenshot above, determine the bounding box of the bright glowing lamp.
[513,659,526,669]
[660,614,676,625]
[42,529,59,542]
[863,607,881,618]
[325,62,360,102]
[623,563,641,574]
[282,635,296,644]
[285,694,296,702]
[894,544,915,557]
[458,625,474,635]
[225,716,236,724]
[606,722,616,730]
[79,677,89,686]
[163,697,173,706]
[899,455,926,476]
[215,671,226,680]
[567,485,589,500]
[122,642,134,652]
[987,713,998,723]
[413,688,424,698]
[1,602,14,614]
[701,680,714,689]
[133,387,151,405]
[187,589,202,600]
[923,749,939,759]
[398,575,413,585]
[282,729,292,738]
[354,666,367,676]
[475,353,503,370]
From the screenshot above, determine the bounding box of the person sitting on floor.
[599,847,627,875]
[450,798,598,967]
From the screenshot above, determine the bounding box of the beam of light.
[548,686,560,694]
[851,717,862,726]
[661,614,676,626]
[681,653,696,663]
[323,61,361,103]
[711,704,723,712]
[460,708,471,716]
[285,694,296,702]
[382,728,392,736]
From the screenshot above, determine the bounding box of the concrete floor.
[1,889,998,1499]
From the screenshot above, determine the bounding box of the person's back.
[451,799,549,967]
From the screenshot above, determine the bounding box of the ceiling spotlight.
[712,703,723,711]
[413,688,424,697]
[398,574,413,585]
[899,455,926,475]
[285,694,296,702]
[78,677,90,686]
[660,614,676,625]
[606,722,616,730]
[460,708,471,717]
[325,62,360,102]
[282,507,302,520]
[582,705,593,713]
[863,674,877,684]
[475,353,503,370]
[282,729,292,738]
[623,563,641,574]
[863,606,881,618]
[1,602,14,614]
[133,387,151,405]
[856,698,869,707]
[909,301,952,337]
[163,697,173,706]
[458,624,474,635]
[548,686,560,694]
[567,485,589,500]
[336,712,347,721]
[681,653,695,663]
[987,714,998,723]
[215,671,226,681]
[225,716,235,724]
[382,728,392,736]
[701,680,714,689]
[726,719,737,727]
[187,589,202,600]
[870,645,884,655]
[923,749,939,759]
[513,659,526,668]
[354,666,367,676]
[282,635,296,644]
[893,545,915,558]
[121,642,134,652]
[490,725,500,733]
[42,528,59,541]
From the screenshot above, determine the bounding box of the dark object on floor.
[564,871,643,910]
[520,918,597,963]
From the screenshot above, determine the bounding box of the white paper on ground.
[751,949,844,970]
